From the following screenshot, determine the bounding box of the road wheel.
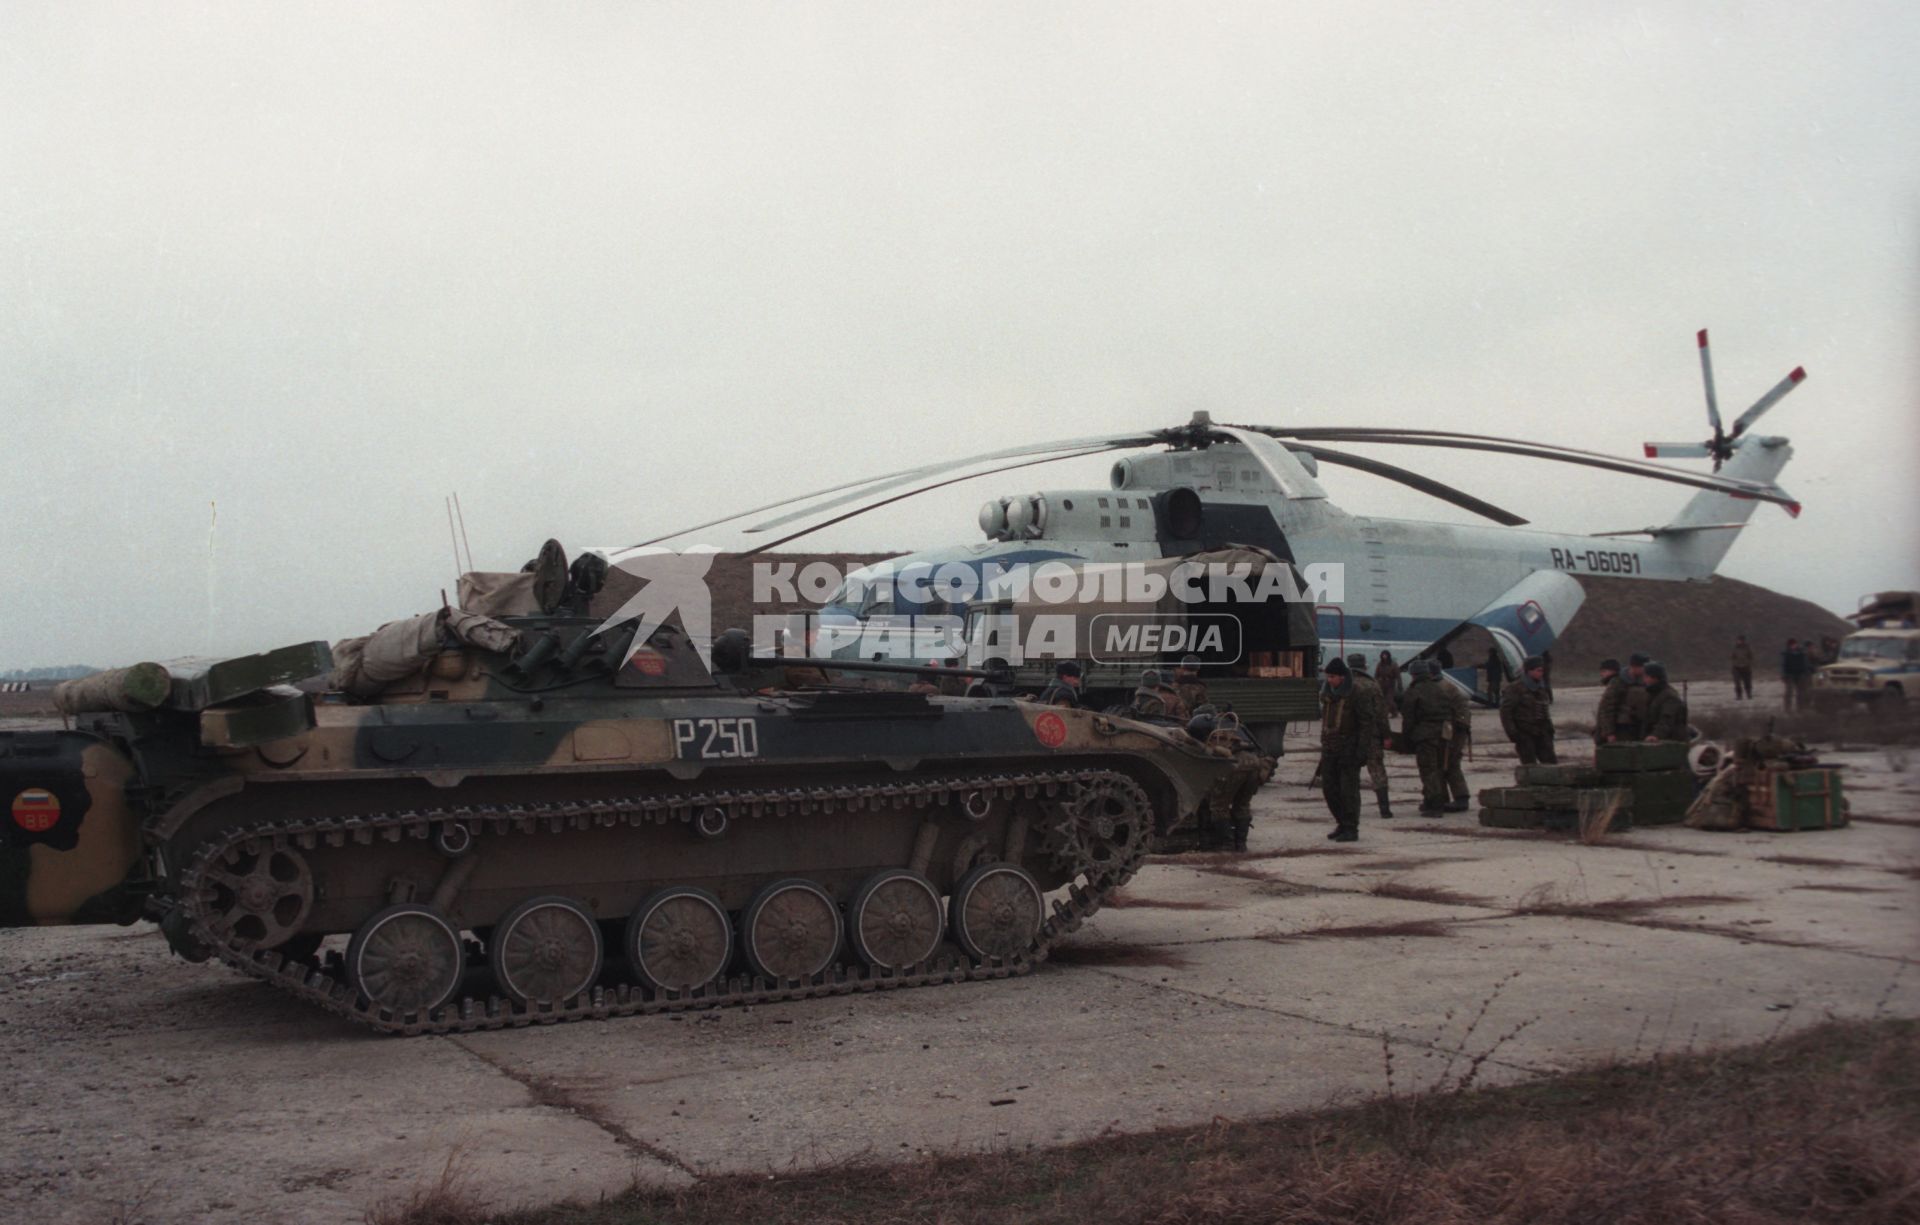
[626,887,733,995]
[847,870,943,971]
[742,879,842,982]
[490,895,602,1007]
[950,863,1043,963]
[346,904,464,1016]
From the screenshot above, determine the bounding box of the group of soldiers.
[1775,635,1839,710]
[1593,654,1690,744]
[1019,641,1707,850]
[1314,653,1473,841]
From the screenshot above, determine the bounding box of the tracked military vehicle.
[1,543,1233,1034]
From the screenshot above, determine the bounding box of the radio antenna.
[452,491,475,573]
[445,496,463,585]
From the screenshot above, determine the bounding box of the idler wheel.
[626,886,733,995]
[950,863,1043,963]
[847,870,943,972]
[198,842,314,950]
[490,895,603,1008]
[346,904,465,1017]
[742,879,842,983]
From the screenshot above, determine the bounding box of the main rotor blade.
[1698,329,1724,438]
[742,432,1162,533]
[738,444,1123,556]
[1245,425,1791,503]
[1642,442,1714,459]
[629,430,1160,548]
[1729,366,1808,438]
[1291,443,1529,526]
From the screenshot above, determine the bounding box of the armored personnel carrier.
[1,544,1233,1034]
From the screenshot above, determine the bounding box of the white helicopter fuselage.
[816,432,1793,679]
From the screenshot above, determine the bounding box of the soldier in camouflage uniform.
[1188,705,1265,851]
[1398,659,1453,815]
[1375,650,1402,717]
[1439,664,1473,811]
[1345,653,1394,820]
[1038,660,1083,707]
[1641,661,1690,742]
[1173,655,1208,719]
[1500,655,1557,764]
[1592,658,1627,745]
[1617,653,1651,741]
[1129,669,1171,718]
[1153,670,1191,721]
[1317,659,1379,842]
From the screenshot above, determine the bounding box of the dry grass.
[1356,856,1464,872]
[1367,879,1491,908]
[1576,792,1627,846]
[1101,890,1227,912]
[364,1150,490,1225]
[1790,884,1897,895]
[1763,854,1875,870]
[1046,942,1194,970]
[1270,918,1456,941]
[1508,889,1743,920]
[496,1018,1920,1225]
[1692,703,1920,746]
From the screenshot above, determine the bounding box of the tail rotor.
[1643,328,1806,470]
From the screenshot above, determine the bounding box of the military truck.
[0,543,1235,1034]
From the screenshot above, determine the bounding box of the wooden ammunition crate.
[1514,763,1604,787]
[1747,768,1847,831]
[1600,769,1696,825]
[1479,805,1548,830]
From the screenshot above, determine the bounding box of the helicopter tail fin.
[1652,437,1797,577]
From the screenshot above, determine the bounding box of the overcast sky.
[4,2,1915,668]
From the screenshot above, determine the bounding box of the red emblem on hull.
[11,788,60,833]
[1034,712,1068,748]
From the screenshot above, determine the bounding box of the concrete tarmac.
[2,681,1914,1223]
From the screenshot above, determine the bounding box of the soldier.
[1375,650,1402,716]
[1540,649,1555,703]
[1642,661,1689,741]
[1037,660,1083,707]
[1130,669,1171,718]
[1153,668,1190,721]
[1173,654,1208,716]
[1399,659,1453,815]
[1593,658,1629,745]
[1316,658,1379,842]
[1483,645,1507,700]
[1781,638,1811,711]
[1189,707,1265,851]
[1620,653,1651,741]
[1439,664,1473,812]
[1730,635,1754,700]
[906,670,941,695]
[1345,652,1394,820]
[1499,655,1557,764]
[938,656,970,697]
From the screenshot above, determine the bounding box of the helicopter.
[626,329,1806,701]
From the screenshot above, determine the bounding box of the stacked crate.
[1477,745,1697,832]
[1477,763,1632,833]
[1595,742,1697,826]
